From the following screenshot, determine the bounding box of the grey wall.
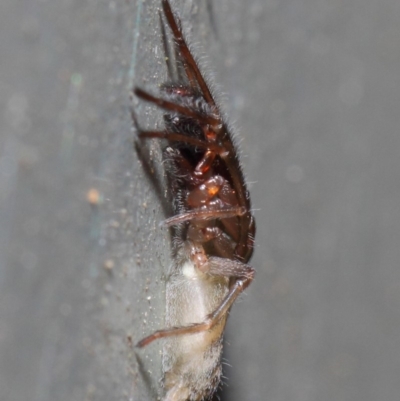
[1,0,400,401]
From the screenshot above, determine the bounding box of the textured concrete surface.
[1,0,400,401]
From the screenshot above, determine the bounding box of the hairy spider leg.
[161,0,215,106]
[159,10,196,88]
[162,206,246,227]
[134,88,218,126]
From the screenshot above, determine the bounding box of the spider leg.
[160,6,196,87]
[162,0,215,106]
[134,87,218,126]
[137,130,222,152]
[162,206,246,227]
[207,256,255,284]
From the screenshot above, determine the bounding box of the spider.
[132,1,256,400]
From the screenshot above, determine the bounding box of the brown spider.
[133,1,255,400]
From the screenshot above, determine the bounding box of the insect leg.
[163,206,246,227]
